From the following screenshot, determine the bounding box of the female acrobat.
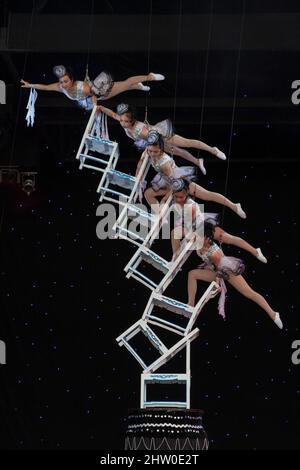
[21,65,165,110]
[187,221,283,329]
[170,178,267,264]
[139,130,246,218]
[97,102,226,175]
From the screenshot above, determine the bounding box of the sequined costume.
[59,81,94,110]
[86,71,114,99]
[173,197,219,230]
[197,242,245,318]
[59,71,114,110]
[125,119,173,151]
[149,153,197,191]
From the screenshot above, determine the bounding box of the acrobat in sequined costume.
[170,178,267,264]
[187,221,283,328]
[21,65,165,111]
[97,102,226,175]
[137,130,246,218]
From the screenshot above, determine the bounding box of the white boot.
[149,72,165,81]
[273,312,283,329]
[235,203,247,219]
[213,147,226,160]
[137,82,150,92]
[256,248,267,263]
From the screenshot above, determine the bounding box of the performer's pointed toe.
[235,203,247,219]
[274,312,283,329]
[213,147,226,160]
[198,158,207,175]
[137,82,150,92]
[256,248,267,263]
[149,73,165,81]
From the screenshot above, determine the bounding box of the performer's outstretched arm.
[97,105,120,121]
[20,79,59,91]
[92,95,98,106]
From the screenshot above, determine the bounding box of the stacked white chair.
[116,281,220,408]
[76,106,150,210]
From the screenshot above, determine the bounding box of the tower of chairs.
[77,109,220,409]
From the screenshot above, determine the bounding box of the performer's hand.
[96,105,103,112]
[20,79,30,88]
[92,95,98,106]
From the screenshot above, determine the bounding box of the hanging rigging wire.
[172,0,183,131]
[144,0,153,127]
[85,0,95,80]
[220,0,247,228]
[170,0,183,156]
[197,0,214,155]
[85,0,110,139]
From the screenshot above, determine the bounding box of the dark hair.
[64,67,75,82]
[172,178,190,193]
[204,222,215,245]
[116,103,136,122]
[146,130,164,151]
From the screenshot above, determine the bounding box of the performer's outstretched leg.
[164,143,207,175]
[188,182,246,219]
[104,73,165,99]
[227,274,280,324]
[214,227,267,263]
[167,134,226,160]
[171,225,267,264]
[187,269,282,328]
